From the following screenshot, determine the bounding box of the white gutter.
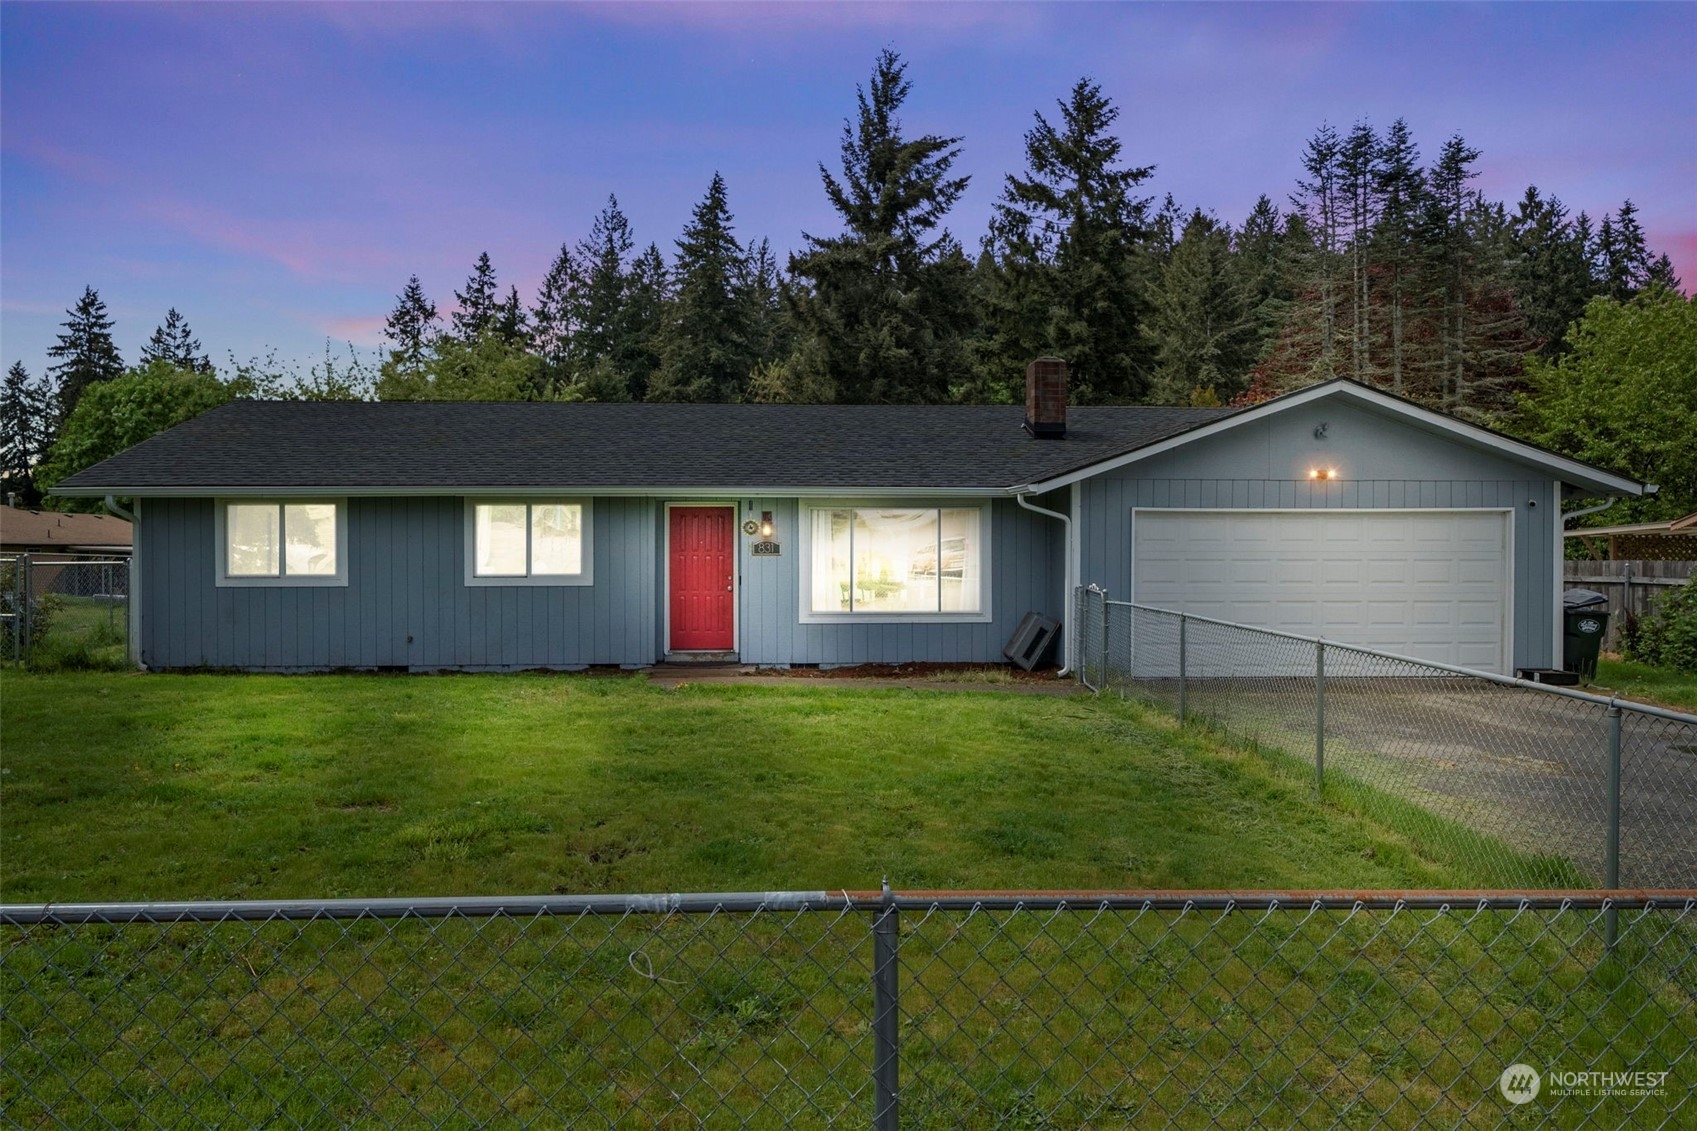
[1561,496,1618,527]
[1017,489,1075,676]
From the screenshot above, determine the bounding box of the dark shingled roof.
[52,401,1239,493]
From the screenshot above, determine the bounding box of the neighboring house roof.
[1563,512,1697,539]
[50,378,1649,498]
[0,505,133,551]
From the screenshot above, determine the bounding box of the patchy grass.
[0,672,1507,903]
[1594,656,1697,713]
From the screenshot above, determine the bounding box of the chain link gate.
[0,553,130,666]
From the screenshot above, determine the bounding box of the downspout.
[103,495,141,669]
[1016,490,1074,676]
[1561,496,1617,528]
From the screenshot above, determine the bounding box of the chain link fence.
[1076,589,1697,890]
[3,889,1693,1128]
[1,553,130,667]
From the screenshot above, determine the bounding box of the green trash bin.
[1562,589,1610,682]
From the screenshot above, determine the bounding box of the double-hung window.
[217,500,346,586]
[804,504,988,620]
[465,500,592,585]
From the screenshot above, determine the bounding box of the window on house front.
[806,505,985,618]
[219,500,345,585]
[467,500,591,584]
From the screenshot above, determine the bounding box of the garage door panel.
[1132,509,1509,672]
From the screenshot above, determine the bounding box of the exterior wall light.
[759,511,774,538]
[1308,467,1339,481]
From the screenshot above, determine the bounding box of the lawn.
[0,672,1490,902]
[1593,655,1697,713]
[2,673,1690,1128]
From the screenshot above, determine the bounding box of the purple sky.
[3,1,1694,377]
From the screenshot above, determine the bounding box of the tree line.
[4,50,1689,518]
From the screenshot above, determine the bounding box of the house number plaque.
[750,540,782,556]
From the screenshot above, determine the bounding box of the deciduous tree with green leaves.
[36,361,233,510]
[1516,287,1697,525]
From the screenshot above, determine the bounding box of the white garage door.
[1132,509,1511,672]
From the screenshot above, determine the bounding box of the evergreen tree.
[983,77,1157,402]
[494,285,531,350]
[1418,134,1483,409]
[786,49,975,403]
[570,196,637,379]
[1144,211,1260,404]
[452,252,500,342]
[383,276,439,370]
[139,308,213,373]
[46,286,125,424]
[1339,121,1382,382]
[1508,187,1593,358]
[650,173,753,402]
[1372,118,1425,392]
[1232,195,1297,363]
[740,237,790,373]
[1,362,53,505]
[531,243,580,377]
[1597,200,1653,301]
[617,244,669,402]
[1291,123,1345,375]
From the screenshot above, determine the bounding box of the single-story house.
[52,362,1649,676]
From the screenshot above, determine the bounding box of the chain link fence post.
[1315,640,1326,795]
[1606,703,1622,949]
[1177,612,1187,724]
[872,879,901,1131]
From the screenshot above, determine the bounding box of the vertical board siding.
[141,497,658,670]
[737,496,1063,666]
[1076,399,1563,671]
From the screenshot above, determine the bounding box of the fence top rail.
[1106,598,1697,725]
[4,888,1693,925]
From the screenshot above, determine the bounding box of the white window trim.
[463,498,594,587]
[214,498,348,588]
[798,499,993,624]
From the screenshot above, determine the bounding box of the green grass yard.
[1593,656,1697,713]
[2,673,1690,1128]
[1,672,1490,902]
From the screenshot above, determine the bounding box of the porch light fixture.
[1308,467,1339,481]
[759,511,774,538]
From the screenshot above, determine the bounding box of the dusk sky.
[3,1,1694,378]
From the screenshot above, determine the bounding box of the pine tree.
[571,196,637,379]
[531,243,580,377]
[1291,123,1345,375]
[494,285,531,350]
[140,308,213,373]
[1598,200,1652,301]
[452,252,500,342]
[46,286,125,423]
[650,174,753,402]
[1372,119,1425,392]
[1233,195,1297,363]
[617,244,669,402]
[786,50,975,403]
[984,77,1157,403]
[2,362,54,505]
[1418,134,1483,409]
[1508,187,1593,358]
[383,276,439,370]
[1144,211,1260,404]
[739,237,789,372]
[1339,121,1382,382]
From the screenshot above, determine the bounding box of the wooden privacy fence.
[1563,560,1694,650]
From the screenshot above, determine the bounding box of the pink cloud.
[136,199,402,283]
[322,313,388,346]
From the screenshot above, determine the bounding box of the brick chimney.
[1024,357,1067,438]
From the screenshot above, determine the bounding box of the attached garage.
[1131,508,1512,672]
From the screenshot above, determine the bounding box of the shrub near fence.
[1075,587,1697,891]
[2,890,1693,1129]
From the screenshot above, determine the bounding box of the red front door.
[669,506,735,652]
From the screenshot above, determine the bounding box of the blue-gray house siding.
[1073,399,1561,670]
[136,495,1065,671]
